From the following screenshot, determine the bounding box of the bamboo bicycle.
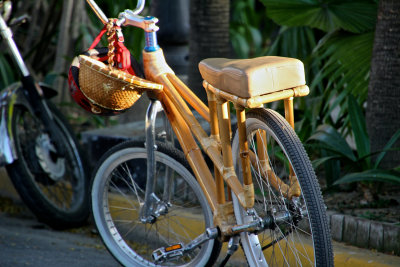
[85,1,333,266]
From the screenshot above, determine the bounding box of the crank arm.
[152,227,218,264]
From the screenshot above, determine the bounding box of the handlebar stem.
[118,11,160,52]
[118,10,159,32]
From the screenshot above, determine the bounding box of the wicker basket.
[78,55,163,111]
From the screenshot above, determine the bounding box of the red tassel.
[87,22,136,76]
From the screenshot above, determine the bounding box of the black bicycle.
[0,1,89,229]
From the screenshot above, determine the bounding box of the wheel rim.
[92,147,214,266]
[15,107,85,213]
[233,118,316,266]
[35,133,66,181]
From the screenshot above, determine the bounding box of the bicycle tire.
[6,101,89,229]
[91,140,221,266]
[231,108,333,266]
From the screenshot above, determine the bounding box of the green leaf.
[308,124,357,161]
[312,155,341,169]
[262,0,377,33]
[311,32,374,106]
[334,170,400,185]
[374,129,400,169]
[347,95,370,159]
[0,53,15,88]
[230,30,251,58]
[247,26,263,50]
[267,26,316,60]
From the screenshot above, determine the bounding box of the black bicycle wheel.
[91,140,221,266]
[6,101,89,229]
[231,108,333,266]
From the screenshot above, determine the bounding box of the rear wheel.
[91,141,221,266]
[232,108,333,266]
[6,101,89,228]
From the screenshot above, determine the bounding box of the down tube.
[157,91,218,212]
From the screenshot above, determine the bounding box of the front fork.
[0,82,61,167]
[21,76,66,156]
[140,99,170,223]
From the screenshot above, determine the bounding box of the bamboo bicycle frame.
[142,49,306,216]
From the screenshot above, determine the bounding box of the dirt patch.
[323,184,400,225]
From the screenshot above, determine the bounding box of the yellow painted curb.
[333,241,400,267]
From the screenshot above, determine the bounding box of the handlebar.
[86,0,159,51]
[86,0,146,25]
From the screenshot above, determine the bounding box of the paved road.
[1,209,400,267]
[0,212,119,267]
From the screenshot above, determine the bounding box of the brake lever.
[9,14,29,27]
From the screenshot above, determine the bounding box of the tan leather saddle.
[199,56,306,99]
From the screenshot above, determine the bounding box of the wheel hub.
[35,133,66,181]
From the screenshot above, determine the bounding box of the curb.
[327,211,400,256]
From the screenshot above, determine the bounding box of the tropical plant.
[251,0,400,192]
[309,94,400,189]
[230,0,274,58]
[0,53,16,88]
[260,0,378,134]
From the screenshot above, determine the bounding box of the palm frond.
[262,0,377,33]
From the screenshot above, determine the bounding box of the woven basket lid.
[78,55,163,91]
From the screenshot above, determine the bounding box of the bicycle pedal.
[152,243,184,263]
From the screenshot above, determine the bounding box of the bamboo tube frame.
[142,48,306,211]
[155,73,249,208]
[284,97,295,128]
[158,89,217,211]
[207,90,225,204]
[215,98,253,208]
[236,105,254,207]
[284,97,301,197]
[235,106,252,186]
[203,81,309,109]
[167,73,210,123]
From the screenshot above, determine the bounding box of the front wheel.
[91,141,221,266]
[6,101,89,229]
[232,108,333,266]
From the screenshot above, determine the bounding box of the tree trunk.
[53,0,88,104]
[188,0,230,102]
[366,0,400,168]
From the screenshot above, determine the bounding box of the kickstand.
[219,236,240,267]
